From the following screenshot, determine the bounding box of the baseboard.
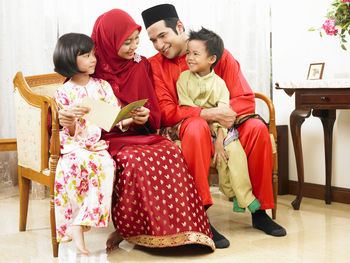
[288,180,350,204]
[0,139,17,152]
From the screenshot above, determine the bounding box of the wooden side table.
[275,79,350,210]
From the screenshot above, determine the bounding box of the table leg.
[312,109,336,204]
[290,109,311,210]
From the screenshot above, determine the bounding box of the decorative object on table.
[307,62,325,80]
[309,0,350,50]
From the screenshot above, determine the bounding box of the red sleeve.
[214,49,255,116]
[149,54,201,127]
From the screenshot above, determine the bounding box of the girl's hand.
[58,105,90,127]
[130,106,150,125]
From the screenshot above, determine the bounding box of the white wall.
[271,0,350,188]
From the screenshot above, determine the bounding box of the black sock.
[252,210,286,237]
[209,223,230,248]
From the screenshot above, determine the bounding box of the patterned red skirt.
[111,139,215,250]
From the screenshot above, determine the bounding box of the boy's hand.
[213,139,228,166]
[212,127,228,166]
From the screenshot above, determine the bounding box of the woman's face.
[118,30,140,60]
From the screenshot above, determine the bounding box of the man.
[141,4,286,248]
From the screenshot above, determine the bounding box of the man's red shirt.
[149,49,256,127]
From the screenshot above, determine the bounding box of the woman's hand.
[130,106,150,125]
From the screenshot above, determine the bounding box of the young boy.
[177,27,260,213]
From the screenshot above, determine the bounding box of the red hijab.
[91,9,165,154]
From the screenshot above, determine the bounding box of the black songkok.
[141,4,179,29]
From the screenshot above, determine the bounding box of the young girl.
[53,33,134,255]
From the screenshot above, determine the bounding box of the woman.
[91,9,215,251]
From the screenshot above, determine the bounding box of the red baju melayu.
[149,49,274,209]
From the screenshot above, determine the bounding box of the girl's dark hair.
[53,33,94,78]
[188,27,224,68]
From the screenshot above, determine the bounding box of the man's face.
[147,20,186,59]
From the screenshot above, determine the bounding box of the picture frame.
[307,62,325,80]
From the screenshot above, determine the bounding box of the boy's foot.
[106,231,123,253]
[209,223,230,248]
[252,210,286,237]
[70,225,90,255]
[247,199,261,213]
[233,197,245,213]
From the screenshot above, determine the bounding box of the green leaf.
[308,27,316,31]
[319,31,323,37]
[341,44,347,50]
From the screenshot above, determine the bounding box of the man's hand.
[200,106,236,129]
[131,106,150,125]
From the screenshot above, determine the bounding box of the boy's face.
[186,40,215,77]
[147,20,187,59]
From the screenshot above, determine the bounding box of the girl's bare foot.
[70,225,90,256]
[82,225,91,232]
[106,231,123,253]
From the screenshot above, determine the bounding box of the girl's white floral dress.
[54,77,119,242]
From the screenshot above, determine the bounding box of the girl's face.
[76,49,96,75]
[185,40,216,77]
[118,30,140,60]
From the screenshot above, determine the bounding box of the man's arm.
[149,57,201,127]
[200,104,236,129]
[214,49,256,116]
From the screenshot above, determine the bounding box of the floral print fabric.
[54,78,117,242]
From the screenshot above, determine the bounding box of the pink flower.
[342,0,350,3]
[81,168,89,178]
[77,170,89,195]
[93,207,101,215]
[92,178,99,187]
[55,182,63,194]
[89,161,98,173]
[77,179,89,195]
[323,19,338,35]
[64,208,72,220]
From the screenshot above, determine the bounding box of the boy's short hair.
[188,27,224,68]
[53,33,94,78]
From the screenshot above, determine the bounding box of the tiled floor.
[1,186,350,263]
